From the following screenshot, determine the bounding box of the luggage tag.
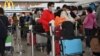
[29,25,32,30]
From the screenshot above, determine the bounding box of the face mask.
[32,11,34,14]
[49,7,55,13]
[38,11,42,15]
[74,11,78,14]
[67,11,70,13]
[22,14,24,16]
[78,11,82,15]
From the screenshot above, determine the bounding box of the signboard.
[63,0,82,2]
[0,0,61,2]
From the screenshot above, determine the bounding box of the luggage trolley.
[60,21,83,56]
[49,21,83,56]
[5,25,14,56]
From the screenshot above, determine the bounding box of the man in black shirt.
[0,7,9,56]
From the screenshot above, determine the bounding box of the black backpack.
[61,21,74,39]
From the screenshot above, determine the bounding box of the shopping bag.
[5,35,12,47]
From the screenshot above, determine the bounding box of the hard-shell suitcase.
[61,21,83,56]
[61,37,83,55]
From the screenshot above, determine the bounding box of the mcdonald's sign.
[4,0,14,9]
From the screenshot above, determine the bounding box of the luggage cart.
[60,21,83,56]
[5,25,14,56]
[49,21,83,56]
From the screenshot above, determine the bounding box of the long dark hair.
[0,7,4,15]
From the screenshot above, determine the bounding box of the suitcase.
[61,37,83,55]
[61,21,83,56]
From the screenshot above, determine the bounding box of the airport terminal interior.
[0,0,100,56]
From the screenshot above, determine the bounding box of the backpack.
[61,21,74,39]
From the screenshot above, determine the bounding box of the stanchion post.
[49,22,55,56]
[30,25,34,56]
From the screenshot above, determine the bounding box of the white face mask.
[78,11,82,15]
[38,11,42,15]
[67,11,70,13]
[49,7,55,13]
[32,11,35,14]
[74,11,78,14]
[22,14,24,16]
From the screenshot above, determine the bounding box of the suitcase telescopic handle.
[75,21,78,36]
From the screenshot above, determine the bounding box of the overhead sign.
[63,0,82,2]
[4,0,14,9]
[0,0,61,2]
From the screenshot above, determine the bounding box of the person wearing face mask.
[60,5,75,23]
[77,6,83,16]
[70,6,77,18]
[19,12,26,38]
[38,2,55,56]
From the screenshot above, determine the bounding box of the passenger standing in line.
[12,13,18,34]
[77,6,83,16]
[90,5,100,54]
[83,7,97,48]
[60,5,75,23]
[23,12,32,39]
[0,7,9,56]
[19,12,25,38]
[38,2,55,56]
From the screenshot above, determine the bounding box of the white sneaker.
[49,52,52,56]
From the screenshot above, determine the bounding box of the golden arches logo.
[4,0,14,9]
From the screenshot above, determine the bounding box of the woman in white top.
[60,5,75,23]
